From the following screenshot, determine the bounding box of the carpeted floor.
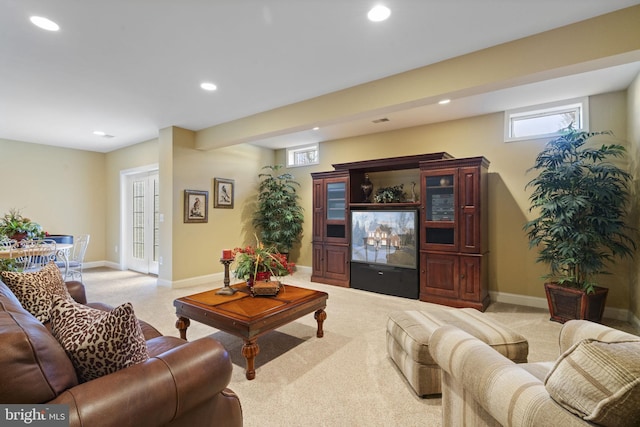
[81,267,639,427]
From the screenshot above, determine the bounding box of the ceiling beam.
[194,5,640,150]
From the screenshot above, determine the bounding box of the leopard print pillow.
[0,261,70,322]
[50,296,149,383]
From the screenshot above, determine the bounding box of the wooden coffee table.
[174,283,328,380]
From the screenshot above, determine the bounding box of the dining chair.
[0,239,18,252]
[0,239,18,271]
[16,239,58,272]
[59,234,90,281]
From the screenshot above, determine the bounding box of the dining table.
[0,243,73,276]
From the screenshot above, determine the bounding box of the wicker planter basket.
[250,280,281,297]
[544,282,608,324]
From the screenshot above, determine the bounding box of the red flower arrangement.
[232,237,295,282]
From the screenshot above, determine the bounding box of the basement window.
[286,143,319,167]
[504,97,589,142]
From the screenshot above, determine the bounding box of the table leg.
[241,338,260,380]
[175,316,190,340]
[314,309,327,338]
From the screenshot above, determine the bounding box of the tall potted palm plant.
[253,165,304,254]
[524,125,635,323]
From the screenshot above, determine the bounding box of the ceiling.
[2,1,640,153]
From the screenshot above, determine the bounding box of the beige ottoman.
[386,307,528,397]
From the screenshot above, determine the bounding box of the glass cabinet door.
[423,172,456,247]
[425,175,454,222]
[326,182,346,221]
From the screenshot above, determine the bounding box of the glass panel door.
[423,171,456,248]
[126,172,159,274]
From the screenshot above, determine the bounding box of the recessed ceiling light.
[93,131,114,138]
[368,5,391,22]
[438,99,451,105]
[30,16,60,31]
[200,82,217,91]
[312,127,319,131]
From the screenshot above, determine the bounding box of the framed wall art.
[214,178,234,209]
[184,190,208,223]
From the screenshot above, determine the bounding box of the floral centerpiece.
[0,209,45,240]
[232,237,295,285]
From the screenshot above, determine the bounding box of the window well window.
[504,97,589,142]
[286,143,319,167]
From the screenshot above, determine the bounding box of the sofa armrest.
[430,325,588,427]
[559,319,640,352]
[49,335,239,427]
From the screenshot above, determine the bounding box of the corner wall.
[168,127,274,283]
[0,138,106,264]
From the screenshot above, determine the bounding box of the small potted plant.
[373,184,406,203]
[524,125,635,323]
[0,209,45,241]
[232,236,295,286]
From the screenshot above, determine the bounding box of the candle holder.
[216,258,237,295]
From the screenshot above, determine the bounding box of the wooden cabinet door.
[312,179,325,241]
[420,252,459,299]
[459,255,481,302]
[324,245,349,281]
[459,166,481,253]
[311,244,325,278]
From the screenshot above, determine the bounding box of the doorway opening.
[121,166,159,275]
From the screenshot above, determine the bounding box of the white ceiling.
[1,0,640,153]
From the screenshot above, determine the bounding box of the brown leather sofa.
[0,278,243,427]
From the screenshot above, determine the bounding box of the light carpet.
[80,267,638,427]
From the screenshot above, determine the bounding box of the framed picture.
[214,178,234,209]
[184,190,208,223]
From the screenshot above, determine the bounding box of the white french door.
[125,171,159,275]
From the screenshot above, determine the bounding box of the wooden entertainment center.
[311,153,490,311]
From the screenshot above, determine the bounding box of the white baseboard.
[631,313,640,330]
[489,290,548,310]
[489,290,631,322]
[167,272,226,289]
[295,265,312,275]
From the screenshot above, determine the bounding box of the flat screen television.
[351,209,418,269]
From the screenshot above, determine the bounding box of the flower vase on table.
[231,236,295,294]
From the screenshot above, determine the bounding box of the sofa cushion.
[1,262,70,323]
[50,296,149,382]
[545,338,640,427]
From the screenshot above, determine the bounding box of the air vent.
[372,117,390,123]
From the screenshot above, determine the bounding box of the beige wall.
[628,72,640,319]
[102,128,274,283]
[167,127,274,282]
[104,138,159,267]
[0,138,106,263]
[283,91,633,309]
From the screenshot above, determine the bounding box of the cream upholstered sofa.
[429,320,640,427]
